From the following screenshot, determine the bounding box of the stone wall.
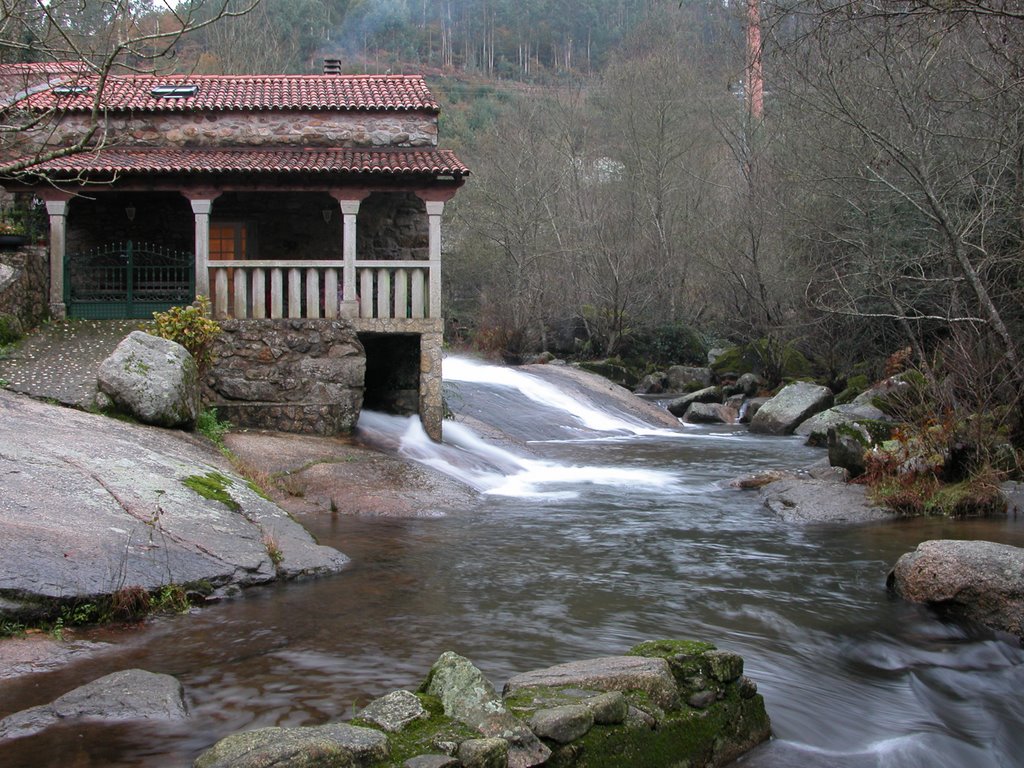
[41,110,438,150]
[0,246,49,333]
[206,319,365,436]
[358,192,428,261]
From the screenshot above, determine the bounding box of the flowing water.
[3,357,1024,767]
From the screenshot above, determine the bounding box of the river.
[2,357,1023,767]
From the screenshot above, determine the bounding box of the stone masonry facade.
[0,246,48,333]
[206,319,365,436]
[42,111,438,150]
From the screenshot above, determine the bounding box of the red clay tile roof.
[24,146,469,177]
[16,74,440,113]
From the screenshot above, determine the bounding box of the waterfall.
[355,357,692,499]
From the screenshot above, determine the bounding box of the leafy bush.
[150,296,220,372]
[196,407,231,447]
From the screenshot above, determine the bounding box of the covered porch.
[18,147,467,439]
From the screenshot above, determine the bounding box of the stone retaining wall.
[0,246,48,333]
[205,319,365,436]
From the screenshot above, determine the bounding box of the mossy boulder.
[710,340,813,381]
[195,642,770,768]
[576,359,639,389]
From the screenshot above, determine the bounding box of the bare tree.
[769,0,1024,395]
[0,0,260,175]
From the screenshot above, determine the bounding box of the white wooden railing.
[208,260,438,321]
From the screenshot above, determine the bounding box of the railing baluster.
[306,267,321,319]
[411,269,425,318]
[376,268,390,319]
[214,268,229,319]
[271,268,283,318]
[288,268,302,319]
[233,268,249,319]
[395,268,408,319]
[360,268,374,318]
[252,269,266,319]
[324,269,339,319]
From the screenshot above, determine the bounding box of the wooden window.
[210,221,248,261]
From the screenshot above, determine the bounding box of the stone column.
[339,199,362,319]
[44,199,68,319]
[419,329,444,441]
[425,201,444,318]
[190,199,213,299]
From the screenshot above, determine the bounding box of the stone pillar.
[190,199,213,299]
[425,201,444,318]
[339,199,362,319]
[44,199,68,319]
[419,330,444,441]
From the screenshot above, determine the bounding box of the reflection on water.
[2,359,1023,767]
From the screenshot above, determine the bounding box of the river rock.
[633,371,666,394]
[504,656,680,710]
[0,668,187,741]
[97,330,200,429]
[359,690,428,732]
[194,723,389,768]
[887,540,1024,641]
[749,381,834,435]
[667,386,722,417]
[528,705,594,743]
[0,390,348,621]
[826,421,894,477]
[730,372,762,397]
[421,652,550,768]
[504,641,770,768]
[457,738,508,768]
[666,365,714,392]
[794,402,889,446]
[760,476,895,524]
[683,401,737,424]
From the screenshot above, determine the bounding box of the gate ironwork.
[65,240,195,319]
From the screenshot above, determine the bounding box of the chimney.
[323,59,342,75]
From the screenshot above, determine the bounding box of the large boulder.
[194,723,389,768]
[748,382,834,435]
[665,365,714,392]
[0,669,188,741]
[794,403,889,446]
[421,652,550,768]
[667,386,722,417]
[683,401,737,425]
[97,330,200,428]
[887,540,1024,641]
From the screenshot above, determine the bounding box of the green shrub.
[150,296,220,372]
[196,407,231,447]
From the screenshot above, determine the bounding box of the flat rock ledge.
[0,390,348,622]
[888,540,1024,642]
[193,639,770,768]
[756,472,897,525]
[0,668,188,741]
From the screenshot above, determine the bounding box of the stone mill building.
[0,64,470,440]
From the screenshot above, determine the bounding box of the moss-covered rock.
[576,359,640,389]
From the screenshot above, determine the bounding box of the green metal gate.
[65,241,195,319]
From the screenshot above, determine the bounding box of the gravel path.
[0,319,139,407]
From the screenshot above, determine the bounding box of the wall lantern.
[125,204,136,222]
[321,208,333,223]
